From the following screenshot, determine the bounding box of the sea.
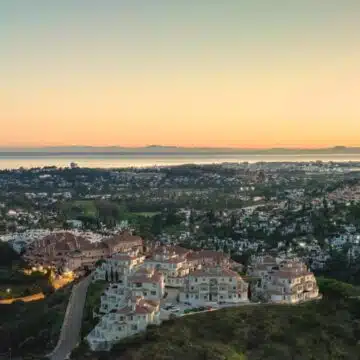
[1,153,360,170]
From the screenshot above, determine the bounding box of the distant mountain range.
[0,145,360,155]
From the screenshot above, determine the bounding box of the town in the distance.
[1,160,360,359]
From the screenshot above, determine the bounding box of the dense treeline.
[0,242,52,298]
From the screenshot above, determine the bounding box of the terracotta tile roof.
[103,231,143,247]
[117,299,158,315]
[112,254,136,261]
[189,267,240,278]
[144,257,184,264]
[117,305,132,314]
[129,271,163,283]
[275,271,307,279]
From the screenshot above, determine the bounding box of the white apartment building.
[128,268,165,300]
[142,247,190,287]
[93,251,145,282]
[179,266,249,306]
[250,256,320,304]
[99,283,127,314]
[98,267,165,314]
[87,295,160,351]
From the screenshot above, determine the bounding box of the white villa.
[93,251,145,282]
[179,266,249,305]
[87,295,160,351]
[249,255,320,304]
[142,246,190,287]
[128,268,165,300]
[89,266,164,351]
[98,267,165,315]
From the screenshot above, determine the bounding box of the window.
[143,291,147,296]
[151,291,156,295]
[186,294,189,299]
[131,325,138,331]
[195,278,198,282]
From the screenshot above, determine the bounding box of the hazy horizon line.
[0,145,357,150]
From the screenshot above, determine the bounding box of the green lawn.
[131,212,161,218]
[81,281,108,338]
[71,200,98,217]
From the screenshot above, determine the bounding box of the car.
[170,307,181,312]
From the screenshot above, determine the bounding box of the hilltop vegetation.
[71,295,360,360]
[0,284,71,358]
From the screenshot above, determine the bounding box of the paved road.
[49,276,92,360]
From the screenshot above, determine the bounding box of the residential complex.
[142,246,234,288]
[23,230,143,272]
[87,245,247,351]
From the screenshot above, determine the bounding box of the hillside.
[71,297,360,360]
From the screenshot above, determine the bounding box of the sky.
[1,0,360,148]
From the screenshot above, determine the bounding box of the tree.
[317,277,360,299]
[207,209,216,224]
[151,214,163,235]
[95,259,106,267]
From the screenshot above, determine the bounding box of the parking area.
[160,287,257,320]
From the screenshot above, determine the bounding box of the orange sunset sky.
[1,1,360,148]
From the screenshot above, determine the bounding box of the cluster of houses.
[248,255,320,303]
[87,243,320,351]
[22,230,143,273]
[8,226,323,351]
[88,244,249,351]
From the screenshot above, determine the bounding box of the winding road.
[49,275,92,360]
